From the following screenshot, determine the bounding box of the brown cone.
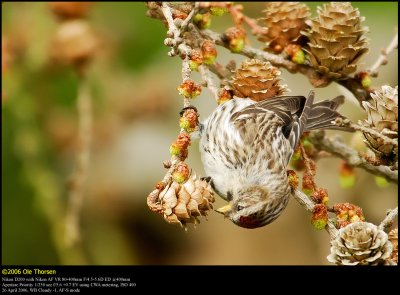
[302,2,368,79]
[258,2,310,53]
[327,222,393,265]
[152,173,215,228]
[229,59,287,102]
[51,19,99,66]
[49,2,92,19]
[362,85,398,160]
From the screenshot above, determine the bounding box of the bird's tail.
[305,95,351,131]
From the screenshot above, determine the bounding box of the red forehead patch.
[238,215,259,229]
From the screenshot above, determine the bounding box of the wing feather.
[230,91,351,163]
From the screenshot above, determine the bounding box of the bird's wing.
[231,92,314,161]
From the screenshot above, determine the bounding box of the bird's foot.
[287,170,299,192]
[200,176,212,183]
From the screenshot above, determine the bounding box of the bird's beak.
[215,203,232,216]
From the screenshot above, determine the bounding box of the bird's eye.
[237,205,244,211]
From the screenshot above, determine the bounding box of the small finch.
[198,91,350,228]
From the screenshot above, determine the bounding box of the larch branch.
[368,32,398,77]
[292,190,338,239]
[334,117,398,147]
[65,76,92,247]
[199,28,371,104]
[199,64,220,103]
[309,131,398,183]
[379,207,398,232]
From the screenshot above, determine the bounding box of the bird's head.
[215,185,287,229]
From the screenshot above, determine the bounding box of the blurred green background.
[2,2,398,265]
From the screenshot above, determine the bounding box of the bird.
[198,90,349,229]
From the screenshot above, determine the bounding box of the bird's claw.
[180,106,198,117]
[200,176,212,183]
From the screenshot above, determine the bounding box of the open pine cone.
[258,2,310,53]
[327,222,393,265]
[302,2,368,79]
[229,59,287,102]
[148,173,215,228]
[361,85,398,160]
